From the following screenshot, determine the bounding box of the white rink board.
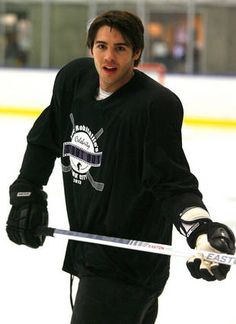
[0,69,236,324]
[0,68,236,121]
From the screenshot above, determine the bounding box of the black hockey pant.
[70,276,159,324]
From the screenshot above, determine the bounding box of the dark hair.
[87,10,144,66]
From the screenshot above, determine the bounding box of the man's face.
[91,25,141,93]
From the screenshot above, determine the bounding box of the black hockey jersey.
[19,57,206,293]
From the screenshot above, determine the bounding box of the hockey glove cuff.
[6,179,48,248]
[179,207,212,248]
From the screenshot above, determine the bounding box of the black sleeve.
[142,90,207,225]
[18,68,65,186]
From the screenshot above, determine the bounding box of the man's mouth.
[103,66,117,73]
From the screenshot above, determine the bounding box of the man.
[6,10,235,324]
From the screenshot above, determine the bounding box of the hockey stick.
[37,226,236,266]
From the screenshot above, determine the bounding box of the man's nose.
[104,48,115,61]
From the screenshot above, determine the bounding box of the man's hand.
[187,222,235,281]
[6,179,48,248]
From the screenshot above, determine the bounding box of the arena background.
[0,1,236,323]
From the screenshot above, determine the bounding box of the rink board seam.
[1,106,236,129]
[0,106,42,118]
[184,117,236,128]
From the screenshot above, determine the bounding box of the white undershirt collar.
[96,87,113,101]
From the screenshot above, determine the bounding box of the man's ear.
[133,49,142,62]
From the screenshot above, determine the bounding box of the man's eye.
[96,44,105,49]
[116,46,126,52]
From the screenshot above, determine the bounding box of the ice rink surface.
[1,115,236,324]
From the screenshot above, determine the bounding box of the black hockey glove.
[6,179,48,248]
[187,222,235,281]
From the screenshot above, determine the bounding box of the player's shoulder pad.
[135,69,183,111]
[55,57,96,87]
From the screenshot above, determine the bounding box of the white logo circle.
[70,131,94,174]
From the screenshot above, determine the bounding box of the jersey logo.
[62,113,104,191]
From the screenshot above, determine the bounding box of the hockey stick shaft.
[37,226,236,266]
